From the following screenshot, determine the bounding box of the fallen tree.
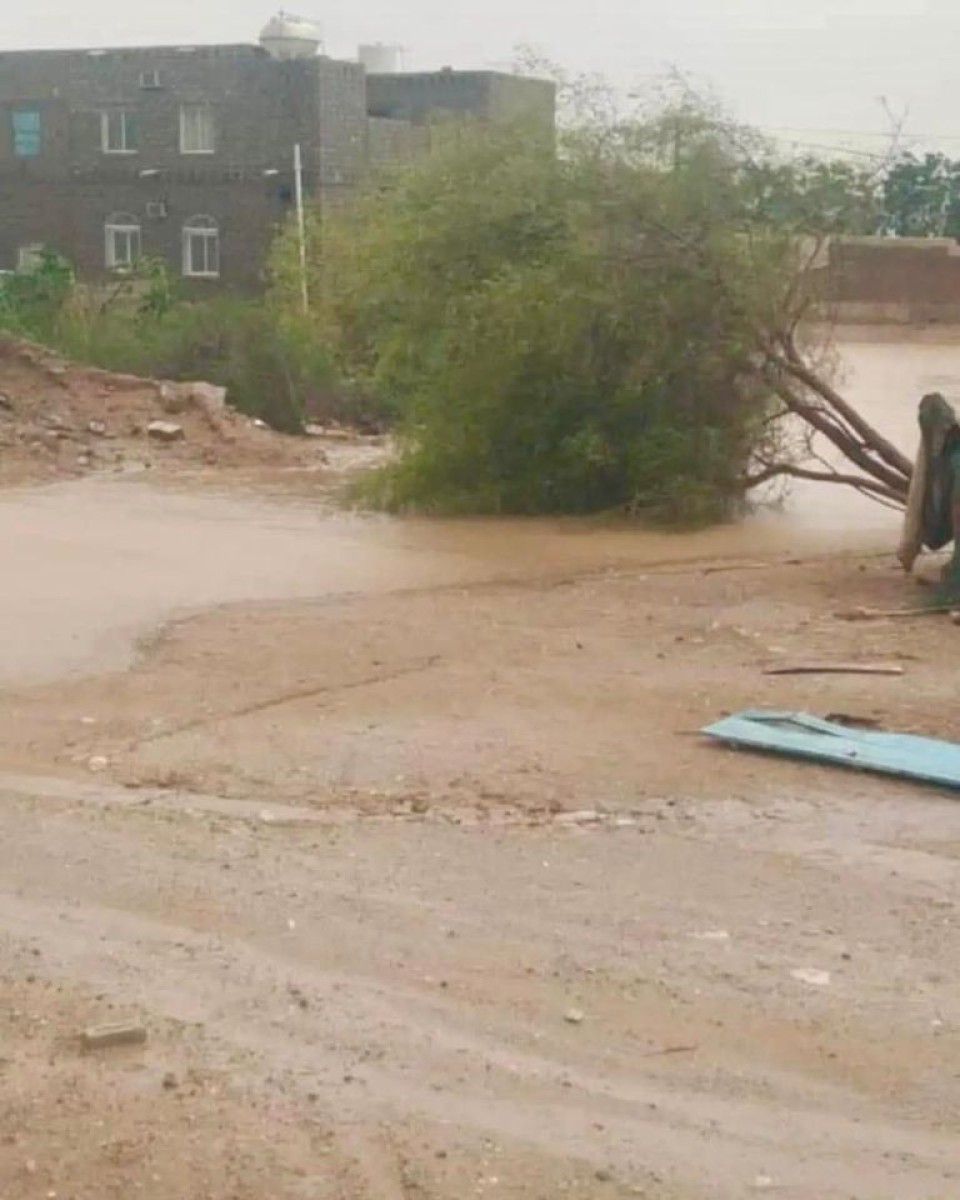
[751,326,912,508]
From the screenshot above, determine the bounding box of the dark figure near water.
[899,392,960,606]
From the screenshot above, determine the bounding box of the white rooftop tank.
[260,12,322,60]
[358,43,402,74]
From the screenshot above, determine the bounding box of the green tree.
[275,110,818,521]
[881,152,960,237]
[742,155,883,235]
[0,249,74,340]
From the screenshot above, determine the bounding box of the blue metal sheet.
[702,710,960,790]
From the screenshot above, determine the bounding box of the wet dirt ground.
[1,335,959,1199]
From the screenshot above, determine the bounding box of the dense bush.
[274,109,801,521]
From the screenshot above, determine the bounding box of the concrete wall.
[366,116,428,172]
[366,71,556,130]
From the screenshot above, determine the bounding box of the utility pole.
[294,142,309,314]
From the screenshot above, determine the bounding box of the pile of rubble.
[0,336,331,486]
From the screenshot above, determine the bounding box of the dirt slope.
[0,336,332,485]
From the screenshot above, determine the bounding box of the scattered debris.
[564,1008,586,1025]
[691,930,730,942]
[764,662,904,677]
[86,755,110,773]
[642,1043,698,1058]
[147,420,185,443]
[555,810,603,824]
[824,713,882,729]
[790,968,831,988]
[189,381,227,414]
[159,380,227,424]
[81,1021,148,1051]
[835,604,951,622]
[158,381,186,415]
[87,419,108,437]
[305,423,360,441]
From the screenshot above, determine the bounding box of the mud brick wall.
[817,238,960,323]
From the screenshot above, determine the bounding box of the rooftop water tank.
[260,12,322,60]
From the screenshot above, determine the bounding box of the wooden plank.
[702,710,960,791]
[763,663,904,677]
[835,605,956,622]
[81,1022,147,1051]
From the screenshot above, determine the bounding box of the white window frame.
[105,214,142,272]
[182,216,220,279]
[101,109,137,155]
[16,244,45,273]
[179,104,215,155]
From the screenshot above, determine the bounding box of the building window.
[17,244,45,273]
[12,107,42,158]
[101,110,138,154]
[182,216,220,278]
[105,214,142,271]
[179,105,214,155]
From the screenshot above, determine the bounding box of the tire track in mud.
[130,654,443,747]
[1,787,959,1200]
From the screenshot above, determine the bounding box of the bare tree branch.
[743,461,905,506]
[760,370,910,498]
[771,331,913,478]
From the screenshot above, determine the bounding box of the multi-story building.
[0,16,554,291]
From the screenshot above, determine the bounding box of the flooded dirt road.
[0,476,835,684]
[1,334,959,1200]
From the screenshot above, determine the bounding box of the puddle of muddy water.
[0,333,951,684]
[777,335,958,533]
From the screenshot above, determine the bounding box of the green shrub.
[278,110,798,521]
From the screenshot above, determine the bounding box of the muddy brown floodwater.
[0,334,942,684]
[1,333,959,1200]
[783,331,960,531]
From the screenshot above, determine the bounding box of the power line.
[763,125,960,144]
[767,138,888,160]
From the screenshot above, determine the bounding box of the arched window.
[182,215,220,278]
[105,213,141,271]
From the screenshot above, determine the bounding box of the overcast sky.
[4,1,959,155]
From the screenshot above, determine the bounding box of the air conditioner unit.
[139,70,162,90]
[145,200,168,219]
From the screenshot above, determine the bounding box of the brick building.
[0,20,554,291]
